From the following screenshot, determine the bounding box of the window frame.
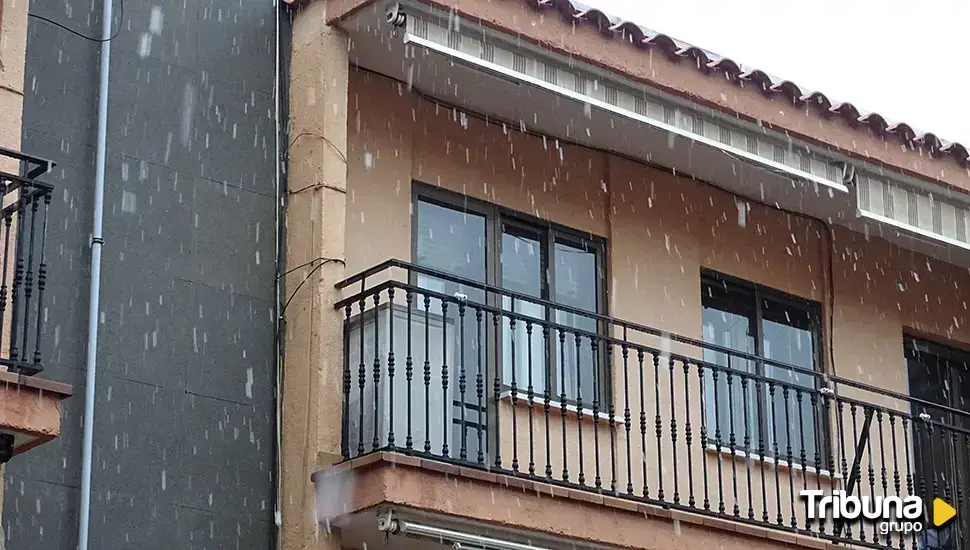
[699,269,828,460]
[410,181,610,405]
[904,336,970,545]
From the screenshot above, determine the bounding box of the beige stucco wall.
[0,0,29,527]
[335,68,970,533]
[283,1,350,549]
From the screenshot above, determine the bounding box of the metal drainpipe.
[77,0,113,547]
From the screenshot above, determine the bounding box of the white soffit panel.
[390,6,970,253]
[401,13,850,194]
[856,173,970,251]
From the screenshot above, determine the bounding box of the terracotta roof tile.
[527,0,968,166]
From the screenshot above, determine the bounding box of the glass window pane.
[415,198,487,459]
[762,297,818,463]
[416,199,486,285]
[502,230,546,395]
[701,278,758,452]
[554,240,599,402]
[554,240,597,311]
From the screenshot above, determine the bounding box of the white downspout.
[77,0,112,547]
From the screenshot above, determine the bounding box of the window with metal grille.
[700,271,824,462]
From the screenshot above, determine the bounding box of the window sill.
[499,390,622,424]
[705,444,843,480]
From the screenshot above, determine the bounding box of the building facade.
[1,0,280,547]
[288,2,970,550]
[3,0,970,549]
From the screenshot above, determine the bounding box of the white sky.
[584,0,970,145]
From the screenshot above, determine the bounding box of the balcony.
[0,146,55,376]
[0,146,70,463]
[330,260,970,550]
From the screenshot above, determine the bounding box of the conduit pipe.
[77,0,113,547]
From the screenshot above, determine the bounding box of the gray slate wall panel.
[3,0,280,548]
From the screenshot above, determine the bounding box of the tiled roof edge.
[532,0,970,166]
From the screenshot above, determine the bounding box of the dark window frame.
[700,269,829,461]
[410,181,611,405]
[904,336,970,546]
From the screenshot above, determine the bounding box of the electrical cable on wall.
[28,0,124,43]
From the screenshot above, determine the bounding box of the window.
[412,184,607,418]
[905,338,970,547]
[700,271,822,462]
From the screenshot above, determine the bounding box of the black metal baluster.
[757,378,768,523]
[713,367,724,513]
[811,391,823,536]
[741,374,753,519]
[358,296,367,456]
[915,416,928,510]
[877,411,889,544]
[726,370,738,517]
[406,291,414,452]
[372,293,382,452]
[591,337,602,490]
[837,400,850,499]
[941,427,952,507]
[458,300,466,460]
[387,288,396,449]
[653,351,664,501]
[342,304,352,460]
[669,355,680,505]
[543,325,552,478]
[424,295,432,454]
[770,382,783,526]
[31,193,50,367]
[575,332,586,486]
[783,386,796,529]
[493,311,502,468]
[560,330,569,481]
[821,389,836,536]
[960,434,968,550]
[889,414,901,549]
[797,389,808,531]
[440,301,449,457]
[698,363,710,511]
[850,404,860,541]
[683,360,695,508]
[509,316,518,472]
[866,410,876,543]
[623,342,633,495]
[475,308,484,464]
[902,417,916,550]
[953,431,964,549]
[927,421,939,501]
[526,320,535,476]
[607,343,617,494]
[20,195,38,358]
[8,192,26,361]
[640,349,650,499]
[0,212,13,354]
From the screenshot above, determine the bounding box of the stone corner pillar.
[281,0,351,549]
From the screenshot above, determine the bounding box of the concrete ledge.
[0,371,72,456]
[312,452,842,550]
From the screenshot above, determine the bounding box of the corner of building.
[282,1,352,548]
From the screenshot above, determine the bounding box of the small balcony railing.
[335,259,970,550]
[0,147,55,376]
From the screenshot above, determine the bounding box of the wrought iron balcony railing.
[0,146,55,376]
[335,259,970,550]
